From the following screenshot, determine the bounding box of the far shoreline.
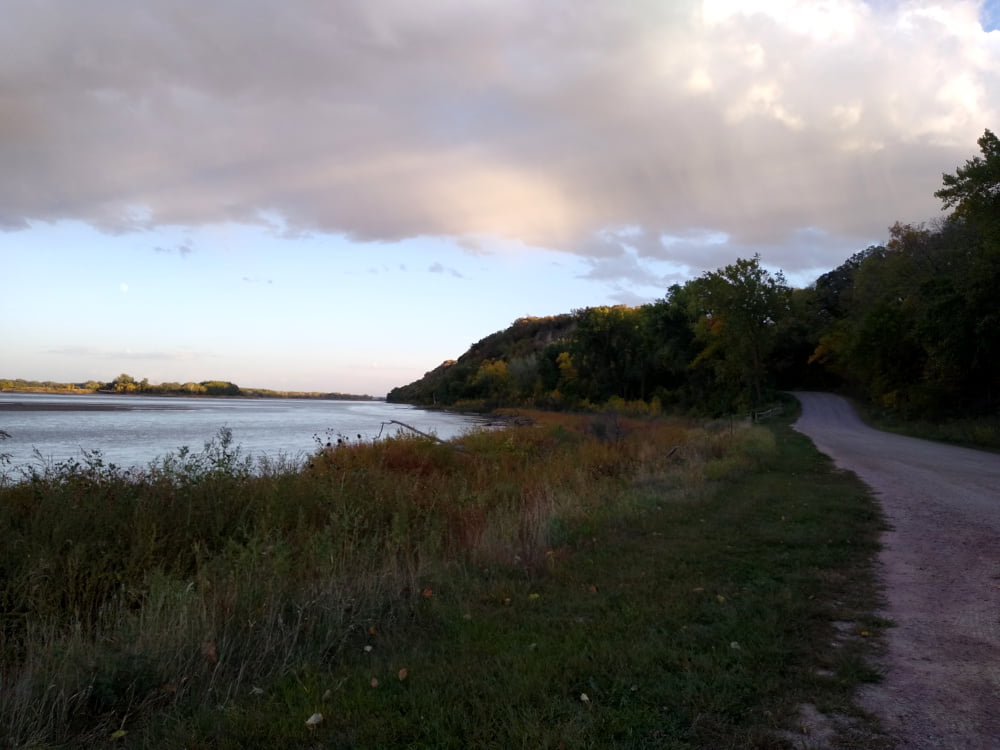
[0,387,383,403]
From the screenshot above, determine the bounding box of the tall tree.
[690,255,790,409]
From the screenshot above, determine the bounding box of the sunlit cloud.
[0,0,996,278]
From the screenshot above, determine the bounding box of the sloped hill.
[387,314,577,405]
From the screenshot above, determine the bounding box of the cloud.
[428,262,464,279]
[1,0,997,275]
[154,240,193,256]
[46,345,204,361]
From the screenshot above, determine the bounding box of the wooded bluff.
[390,130,1000,420]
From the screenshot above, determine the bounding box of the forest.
[390,130,1000,420]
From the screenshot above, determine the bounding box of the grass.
[0,411,888,748]
[857,407,1000,452]
[831,388,1000,452]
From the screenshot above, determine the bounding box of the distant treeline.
[0,375,376,401]
[390,130,1000,419]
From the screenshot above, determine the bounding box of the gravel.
[792,392,1000,750]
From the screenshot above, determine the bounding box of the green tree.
[112,373,137,393]
[569,306,646,401]
[935,129,1000,233]
[472,359,512,403]
[690,255,789,409]
[200,381,242,396]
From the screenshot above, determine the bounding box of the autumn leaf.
[398,668,408,681]
[370,677,379,688]
[305,713,323,729]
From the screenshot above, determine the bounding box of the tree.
[569,306,646,401]
[112,373,137,393]
[935,129,1000,228]
[690,255,790,409]
[472,359,512,403]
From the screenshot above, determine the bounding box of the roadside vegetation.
[852,401,1000,452]
[0,406,888,748]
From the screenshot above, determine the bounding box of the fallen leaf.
[398,668,408,681]
[322,689,333,700]
[162,683,177,694]
[716,595,726,603]
[110,729,127,740]
[588,585,598,593]
[250,686,264,696]
[364,645,373,653]
[730,641,741,650]
[528,593,540,600]
[305,712,323,728]
[368,626,377,636]
[422,588,433,599]
[370,677,379,688]
[580,693,590,703]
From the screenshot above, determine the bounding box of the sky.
[2,0,999,396]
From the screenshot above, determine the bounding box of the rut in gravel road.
[792,392,1000,750]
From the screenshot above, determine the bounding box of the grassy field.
[0,408,888,748]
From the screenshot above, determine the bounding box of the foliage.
[935,128,1000,233]
[0,412,887,748]
[804,131,1000,417]
[391,268,789,415]
[689,255,790,410]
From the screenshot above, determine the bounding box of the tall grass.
[0,413,761,747]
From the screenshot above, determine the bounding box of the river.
[0,393,490,478]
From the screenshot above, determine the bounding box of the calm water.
[0,393,489,476]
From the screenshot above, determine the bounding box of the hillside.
[387,314,577,406]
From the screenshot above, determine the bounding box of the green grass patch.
[0,415,888,748]
[844,394,1000,452]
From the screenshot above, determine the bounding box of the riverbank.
[0,378,378,401]
[0,411,887,748]
[0,400,187,411]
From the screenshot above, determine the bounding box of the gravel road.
[792,392,1000,749]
